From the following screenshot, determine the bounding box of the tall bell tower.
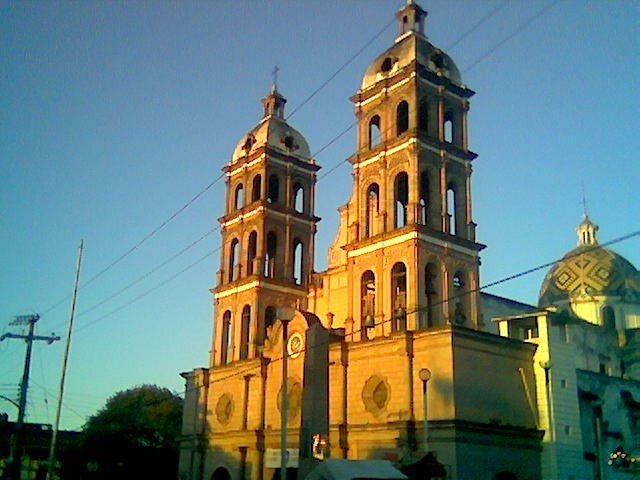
[212,86,320,366]
[337,0,485,339]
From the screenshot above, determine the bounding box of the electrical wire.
[40,173,226,317]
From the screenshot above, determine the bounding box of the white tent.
[305,459,408,480]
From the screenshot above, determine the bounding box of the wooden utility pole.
[47,240,83,480]
[0,314,60,480]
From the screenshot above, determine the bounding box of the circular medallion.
[287,332,304,359]
[215,393,234,424]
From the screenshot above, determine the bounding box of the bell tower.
[340,0,485,339]
[212,86,320,366]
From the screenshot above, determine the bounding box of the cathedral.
[178,2,640,480]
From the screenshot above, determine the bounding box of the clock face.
[287,332,304,359]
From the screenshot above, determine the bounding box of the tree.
[81,385,183,480]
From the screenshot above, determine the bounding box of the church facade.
[179,3,546,480]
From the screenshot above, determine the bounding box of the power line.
[40,173,225,317]
[462,0,560,73]
[285,18,395,120]
[73,246,219,335]
[445,1,509,52]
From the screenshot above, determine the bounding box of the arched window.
[447,184,457,235]
[265,231,277,278]
[240,305,251,360]
[229,238,240,282]
[394,172,409,228]
[396,101,409,136]
[251,174,262,202]
[221,311,232,365]
[234,183,244,210]
[265,306,276,331]
[452,271,466,325]
[267,174,279,203]
[419,171,429,225]
[602,306,616,329]
[391,263,407,332]
[418,98,428,134]
[292,239,304,285]
[247,231,257,276]
[293,183,304,213]
[361,271,376,332]
[424,263,438,328]
[369,115,381,149]
[365,183,379,238]
[444,111,453,143]
[212,467,232,480]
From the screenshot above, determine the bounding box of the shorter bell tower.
[211,86,320,367]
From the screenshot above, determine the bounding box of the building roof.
[306,459,408,480]
[230,86,311,164]
[361,31,462,91]
[538,216,640,306]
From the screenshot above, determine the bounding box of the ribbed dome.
[230,86,311,164]
[361,33,462,91]
[539,217,640,306]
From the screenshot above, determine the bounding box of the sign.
[265,448,299,468]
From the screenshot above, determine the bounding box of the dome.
[538,216,640,306]
[361,33,462,91]
[230,86,311,164]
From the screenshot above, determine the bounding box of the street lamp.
[278,306,295,480]
[418,368,432,454]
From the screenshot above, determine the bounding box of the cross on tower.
[272,65,279,89]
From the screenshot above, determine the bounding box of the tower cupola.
[262,84,286,119]
[396,0,427,37]
[576,214,599,246]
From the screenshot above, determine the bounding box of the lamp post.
[418,368,432,454]
[278,306,295,480]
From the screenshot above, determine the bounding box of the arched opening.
[361,271,376,334]
[396,101,409,136]
[229,238,240,282]
[247,231,257,276]
[602,305,616,329]
[369,115,381,149]
[292,239,304,285]
[265,306,277,331]
[240,305,251,360]
[391,263,407,332]
[265,231,277,278]
[220,311,232,365]
[251,174,262,202]
[447,184,457,235]
[211,467,231,480]
[267,174,280,203]
[234,183,244,210]
[444,111,453,143]
[419,171,429,225]
[365,183,379,238]
[418,98,429,135]
[424,263,438,328]
[493,472,518,480]
[452,271,466,325]
[293,183,304,213]
[394,172,409,228]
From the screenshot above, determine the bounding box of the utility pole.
[0,314,60,480]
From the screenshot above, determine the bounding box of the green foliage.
[82,384,183,455]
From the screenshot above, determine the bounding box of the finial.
[581,180,589,218]
[272,65,280,91]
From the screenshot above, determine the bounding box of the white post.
[419,368,432,453]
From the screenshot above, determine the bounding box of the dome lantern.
[396,0,427,38]
[576,214,599,247]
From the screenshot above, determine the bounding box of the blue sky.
[1,0,638,429]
